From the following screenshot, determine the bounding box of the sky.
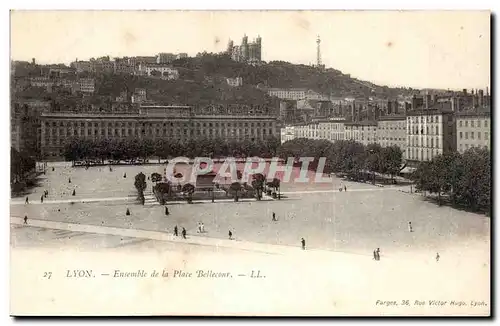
[10,10,490,90]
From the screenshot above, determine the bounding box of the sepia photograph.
[9,10,491,316]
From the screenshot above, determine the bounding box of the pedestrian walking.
[228,230,233,240]
[68,177,71,183]
[25,196,29,204]
[201,223,205,233]
[182,227,187,239]
[436,252,440,262]
[174,226,178,237]
[72,189,76,196]
[344,185,347,192]
[197,222,202,233]
[40,195,44,203]
[376,248,381,261]
[23,215,28,225]
[373,249,377,261]
[165,206,169,216]
[52,167,55,172]
[408,222,413,233]
[272,212,276,221]
[301,238,306,250]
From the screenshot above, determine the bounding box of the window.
[485,132,489,140]
[465,132,468,140]
[460,132,463,139]
[465,120,469,127]
[485,120,488,128]
[471,132,474,140]
[478,132,481,140]
[471,120,475,128]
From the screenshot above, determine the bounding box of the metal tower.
[316,35,322,67]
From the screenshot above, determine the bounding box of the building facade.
[136,64,179,80]
[377,115,407,155]
[228,35,262,64]
[405,110,456,163]
[456,112,491,153]
[344,121,378,146]
[40,106,279,157]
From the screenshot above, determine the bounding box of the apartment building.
[456,111,491,153]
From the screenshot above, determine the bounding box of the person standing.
[228,230,233,240]
[376,248,381,261]
[408,222,413,233]
[23,215,28,225]
[174,226,178,237]
[201,223,205,233]
[373,249,378,261]
[344,185,347,192]
[272,212,277,221]
[40,195,44,203]
[25,197,29,204]
[182,227,187,239]
[436,252,440,262]
[301,238,306,250]
[165,206,169,216]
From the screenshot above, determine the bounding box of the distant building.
[78,78,95,94]
[280,125,295,143]
[405,109,456,163]
[344,121,378,146]
[177,53,188,59]
[157,53,177,64]
[70,60,94,73]
[136,63,179,80]
[456,111,490,153]
[377,115,407,155]
[226,77,243,87]
[228,35,262,64]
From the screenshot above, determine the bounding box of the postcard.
[9,10,491,316]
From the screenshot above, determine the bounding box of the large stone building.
[344,121,378,146]
[227,35,262,65]
[377,115,407,155]
[456,111,491,153]
[40,105,279,158]
[405,109,456,164]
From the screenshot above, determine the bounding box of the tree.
[251,173,265,200]
[364,143,383,184]
[134,172,147,204]
[182,183,195,204]
[381,145,403,182]
[229,182,242,202]
[151,172,163,183]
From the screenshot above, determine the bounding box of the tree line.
[277,138,404,182]
[11,147,36,184]
[411,147,490,214]
[63,137,281,163]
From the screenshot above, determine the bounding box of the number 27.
[43,272,52,279]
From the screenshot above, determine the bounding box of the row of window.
[45,127,275,137]
[408,137,441,148]
[459,144,490,152]
[458,119,489,128]
[45,121,274,128]
[459,131,489,140]
[407,148,441,161]
[408,116,441,123]
[408,125,440,135]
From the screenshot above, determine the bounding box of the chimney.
[425,94,432,109]
[472,93,477,108]
[478,89,484,107]
[463,89,467,96]
[431,94,437,105]
[411,95,417,111]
